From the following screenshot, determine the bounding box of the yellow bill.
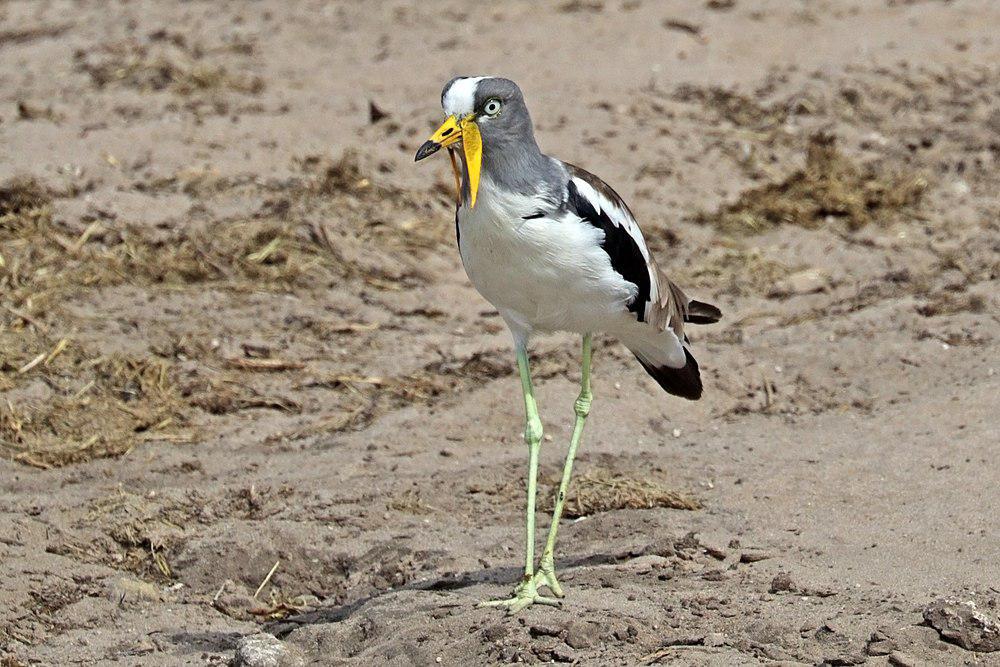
[414,114,483,208]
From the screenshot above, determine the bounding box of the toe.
[534,595,562,607]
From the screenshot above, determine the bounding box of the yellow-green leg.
[480,345,560,613]
[533,334,592,597]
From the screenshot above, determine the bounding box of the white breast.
[457,178,637,343]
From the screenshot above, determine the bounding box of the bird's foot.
[531,557,565,598]
[479,576,561,614]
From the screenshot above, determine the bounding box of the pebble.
[922,597,1000,652]
[233,634,304,667]
[105,577,162,605]
[888,651,917,667]
[564,621,595,649]
[769,572,796,593]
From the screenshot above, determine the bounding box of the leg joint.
[574,391,593,418]
[524,416,543,446]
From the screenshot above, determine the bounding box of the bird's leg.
[533,334,593,597]
[480,345,560,613]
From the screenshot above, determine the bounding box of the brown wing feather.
[647,262,691,339]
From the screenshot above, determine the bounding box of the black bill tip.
[414,140,441,162]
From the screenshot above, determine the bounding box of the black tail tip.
[687,299,722,325]
[634,348,703,400]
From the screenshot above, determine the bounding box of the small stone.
[551,645,577,663]
[234,633,304,667]
[739,549,771,563]
[642,538,676,558]
[769,572,796,593]
[565,621,595,649]
[866,639,896,656]
[482,624,508,642]
[106,577,162,605]
[866,628,899,656]
[922,597,1000,652]
[704,632,726,647]
[529,623,562,638]
[888,651,917,667]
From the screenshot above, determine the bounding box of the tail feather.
[633,347,703,401]
[686,299,722,325]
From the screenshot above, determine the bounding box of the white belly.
[457,183,637,340]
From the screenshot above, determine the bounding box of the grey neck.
[458,138,565,205]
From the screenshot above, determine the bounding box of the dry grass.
[0,332,191,469]
[700,133,927,234]
[86,489,198,579]
[678,243,795,296]
[74,39,263,95]
[387,489,437,515]
[268,348,576,443]
[674,84,789,129]
[0,170,372,323]
[916,291,988,317]
[544,469,701,518]
[0,152,457,467]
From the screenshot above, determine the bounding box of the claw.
[480,578,562,614]
[531,561,565,598]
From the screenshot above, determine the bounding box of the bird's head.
[414,76,532,208]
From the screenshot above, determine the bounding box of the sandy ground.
[2,0,999,665]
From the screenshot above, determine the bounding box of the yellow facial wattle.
[459,116,482,208]
[415,113,483,208]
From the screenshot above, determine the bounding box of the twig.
[253,560,280,599]
[17,352,46,374]
[2,304,48,331]
[223,358,305,372]
[44,338,69,365]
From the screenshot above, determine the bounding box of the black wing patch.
[566,179,651,322]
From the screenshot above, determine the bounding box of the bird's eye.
[483,99,502,117]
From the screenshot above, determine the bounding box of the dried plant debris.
[0,152,444,326]
[74,39,263,95]
[542,469,700,518]
[0,333,190,468]
[678,244,794,296]
[387,489,437,515]
[269,347,576,443]
[674,84,788,129]
[0,177,51,215]
[85,489,198,579]
[700,133,927,234]
[916,291,988,317]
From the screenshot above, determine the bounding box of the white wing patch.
[569,176,659,321]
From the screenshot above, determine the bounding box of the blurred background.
[1,1,998,664]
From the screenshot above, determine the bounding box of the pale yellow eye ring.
[483,98,502,117]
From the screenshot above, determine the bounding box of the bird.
[414,76,721,612]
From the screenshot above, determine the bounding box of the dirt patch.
[73,38,263,96]
[542,468,701,518]
[0,332,189,469]
[674,83,789,130]
[699,133,928,234]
